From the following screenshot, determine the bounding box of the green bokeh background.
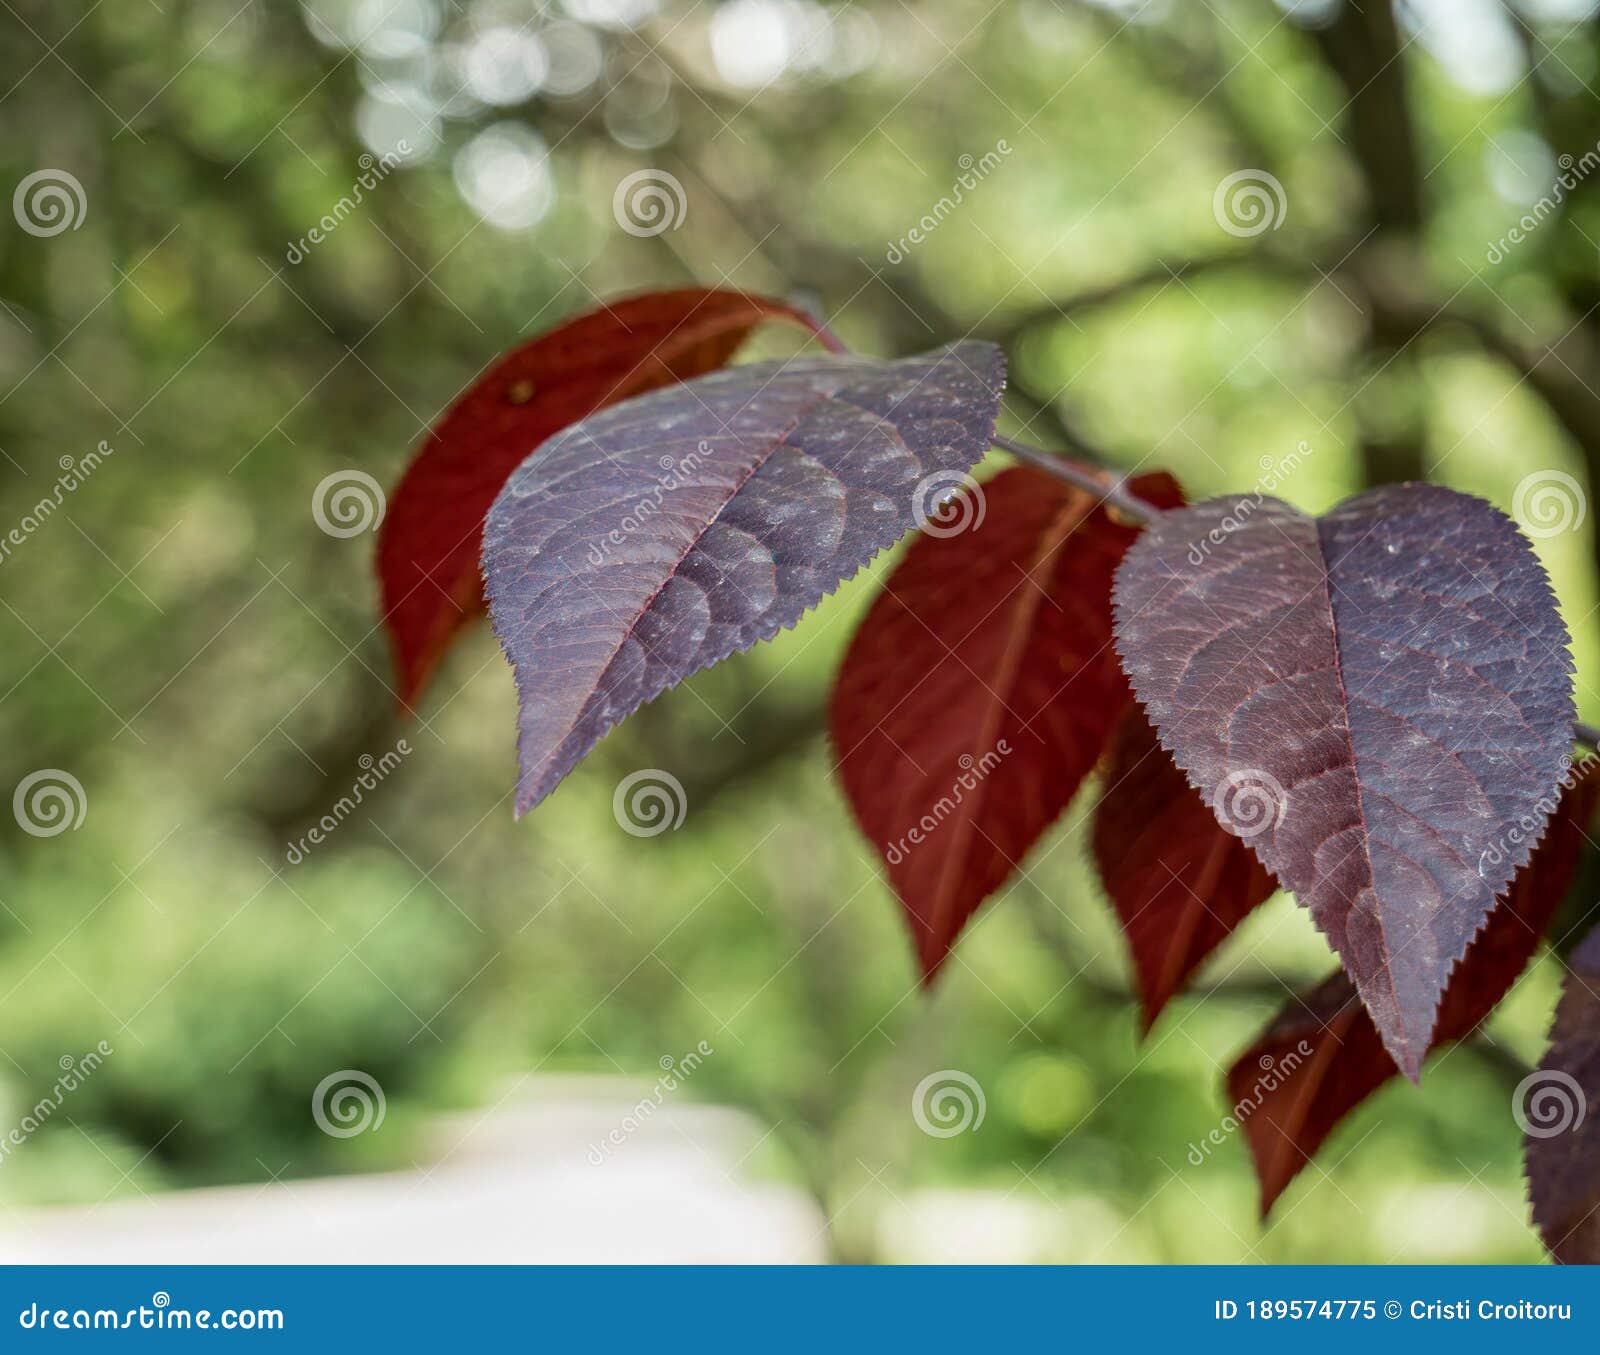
[3,0,1599,1262]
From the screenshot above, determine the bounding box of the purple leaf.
[483,342,1006,816]
[1527,922,1600,1264]
[1236,763,1597,1217]
[1113,483,1573,1079]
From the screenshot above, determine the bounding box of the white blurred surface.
[0,1080,827,1264]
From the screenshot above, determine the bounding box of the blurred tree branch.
[1304,0,1427,486]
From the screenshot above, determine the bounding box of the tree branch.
[1304,0,1428,486]
[992,434,1154,522]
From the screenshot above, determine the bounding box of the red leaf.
[1528,914,1600,1263]
[1227,765,1599,1217]
[378,288,837,707]
[831,465,1183,981]
[485,343,1006,816]
[1114,485,1575,1079]
[1093,706,1278,1031]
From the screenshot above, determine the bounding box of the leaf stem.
[994,433,1600,754]
[991,434,1156,523]
[807,317,850,356]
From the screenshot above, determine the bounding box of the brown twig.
[991,434,1156,524]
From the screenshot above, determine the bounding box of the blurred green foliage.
[2,0,1599,1261]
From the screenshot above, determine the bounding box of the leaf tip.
[1380,1024,1427,1084]
[917,944,949,989]
[391,661,424,717]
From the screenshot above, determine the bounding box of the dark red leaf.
[1528,912,1600,1263]
[1230,765,1598,1216]
[484,342,1006,817]
[1114,484,1575,1078]
[1094,706,1278,1030]
[830,465,1182,981]
[378,288,835,707]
